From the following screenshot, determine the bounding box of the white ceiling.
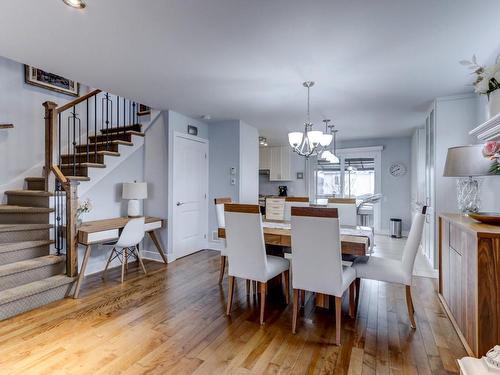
[1,0,500,143]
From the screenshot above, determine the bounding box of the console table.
[439,213,500,357]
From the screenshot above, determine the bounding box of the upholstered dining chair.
[352,206,427,328]
[283,197,310,221]
[224,203,290,325]
[327,198,357,227]
[215,197,232,283]
[102,217,147,283]
[290,206,357,345]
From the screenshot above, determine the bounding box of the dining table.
[218,218,372,308]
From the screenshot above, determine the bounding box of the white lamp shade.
[122,182,148,200]
[321,150,332,160]
[288,132,303,147]
[329,153,340,164]
[319,133,333,147]
[307,130,323,146]
[443,145,492,177]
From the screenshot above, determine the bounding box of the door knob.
[176,201,184,206]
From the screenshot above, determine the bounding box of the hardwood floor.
[0,249,466,374]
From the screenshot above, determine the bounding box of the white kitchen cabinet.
[261,146,291,181]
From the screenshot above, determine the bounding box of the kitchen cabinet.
[259,146,291,181]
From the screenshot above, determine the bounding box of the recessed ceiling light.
[63,0,86,9]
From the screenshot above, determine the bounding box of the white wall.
[239,121,259,203]
[259,151,307,196]
[0,55,89,198]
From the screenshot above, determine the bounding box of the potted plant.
[461,55,500,118]
[482,141,500,175]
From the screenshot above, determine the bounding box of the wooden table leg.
[74,244,92,299]
[148,230,168,264]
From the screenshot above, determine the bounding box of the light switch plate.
[230,167,237,175]
[230,178,236,185]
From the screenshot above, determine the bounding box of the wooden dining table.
[218,219,371,308]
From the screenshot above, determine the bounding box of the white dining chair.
[224,203,290,325]
[352,206,427,328]
[327,198,357,227]
[215,197,232,283]
[290,206,357,345]
[102,217,147,283]
[283,197,309,221]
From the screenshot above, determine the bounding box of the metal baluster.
[94,95,97,159]
[123,97,126,133]
[58,113,62,167]
[86,100,89,163]
[132,102,136,125]
[105,93,110,150]
[117,96,120,133]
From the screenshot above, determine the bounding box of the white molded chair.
[225,203,290,325]
[327,198,357,227]
[352,206,427,328]
[291,206,357,345]
[102,217,147,283]
[215,197,232,283]
[283,197,309,221]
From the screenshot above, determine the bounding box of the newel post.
[42,101,58,191]
[66,180,79,277]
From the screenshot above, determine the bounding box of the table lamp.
[443,145,491,213]
[122,182,148,217]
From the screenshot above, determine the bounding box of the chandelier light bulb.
[307,130,323,147]
[319,133,333,147]
[288,132,303,147]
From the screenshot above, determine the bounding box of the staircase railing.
[43,90,141,278]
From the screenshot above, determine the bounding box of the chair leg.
[121,249,126,283]
[246,279,251,296]
[335,296,342,346]
[292,289,299,334]
[355,278,361,314]
[405,285,416,329]
[135,245,147,275]
[283,270,290,304]
[349,282,355,318]
[102,247,115,279]
[260,282,267,325]
[226,276,235,316]
[218,255,226,284]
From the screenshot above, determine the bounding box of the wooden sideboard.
[439,213,500,357]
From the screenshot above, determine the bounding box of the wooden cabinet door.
[449,247,464,329]
[269,147,282,180]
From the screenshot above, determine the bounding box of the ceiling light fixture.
[62,0,86,9]
[288,81,333,157]
[319,119,339,164]
[259,136,268,146]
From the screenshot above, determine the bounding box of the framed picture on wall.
[24,65,79,97]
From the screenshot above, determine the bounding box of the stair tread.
[5,190,53,197]
[65,176,90,181]
[0,205,54,213]
[0,224,53,233]
[0,240,53,253]
[0,274,74,306]
[77,140,133,147]
[61,151,120,157]
[100,124,142,134]
[59,163,106,168]
[0,255,64,277]
[91,130,144,138]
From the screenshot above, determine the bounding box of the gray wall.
[208,120,240,235]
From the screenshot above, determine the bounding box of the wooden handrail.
[56,89,102,114]
[51,165,68,184]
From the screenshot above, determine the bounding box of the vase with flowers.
[482,141,500,175]
[461,55,500,118]
[76,198,92,227]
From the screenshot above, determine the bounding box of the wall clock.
[389,162,407,177]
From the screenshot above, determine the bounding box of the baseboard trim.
[142,250,175,263]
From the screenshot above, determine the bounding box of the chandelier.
[319,119,339,164]
[288,81,333,157]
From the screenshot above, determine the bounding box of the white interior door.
[172,133,208,259]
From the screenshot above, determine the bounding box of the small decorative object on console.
[76,199,92,226]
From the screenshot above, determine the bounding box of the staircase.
[0,178,73,321]
[58,124,144,180]
[0,106,145,320]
